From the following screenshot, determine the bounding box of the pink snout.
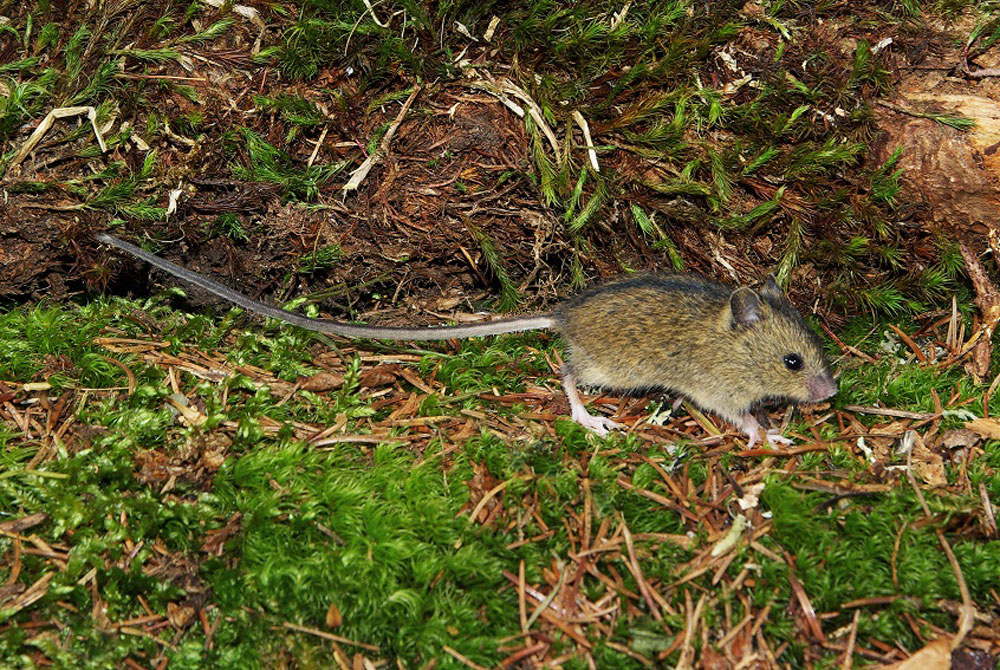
[807,374,837,402]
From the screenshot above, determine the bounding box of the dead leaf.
[201,513,242,556]
[942,429,980,450]
[360,364,399,388]
[0,512,48,534]
[871,420,910,437]
[965,417,1000,440]
[200,449,227,470]
[399,367,433,394]
[910,432,948,488]
[884,636,950,669]
[434,296,462,311]
[326,602,342,628]
[268,381,295,396]
[698,644,731,669]
[299,371,345,392]
[167,601,195,629]
[736,482,765,511]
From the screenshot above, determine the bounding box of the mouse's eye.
[783,353,803,371]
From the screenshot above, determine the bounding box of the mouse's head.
[724,276,836,406]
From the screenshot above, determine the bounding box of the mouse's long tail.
[97,234,555,340]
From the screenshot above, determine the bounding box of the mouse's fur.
[554,275,835,431]
[98,233,836,445]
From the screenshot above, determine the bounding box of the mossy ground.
[3,0,1000,667]
[1,296,998,668]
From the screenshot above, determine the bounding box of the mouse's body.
[98,234,836,446]
[552,275,836,441]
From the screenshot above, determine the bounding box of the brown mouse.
[98,234,836,446]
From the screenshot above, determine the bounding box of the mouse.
[97,233,837,446]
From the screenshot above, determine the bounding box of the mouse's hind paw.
[765,428,794,446]
[562,371,623,436]
[571,409,622,436]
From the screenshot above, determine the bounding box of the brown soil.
[0,5,830,320]
[0,2,994,330]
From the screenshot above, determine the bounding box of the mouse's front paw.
[740,413,794,448]
[765,429,793,446]
[573,412,623,436]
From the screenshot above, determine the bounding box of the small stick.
[280,622,380,651]
[842,609,861,670]
[10,106,107,169]
[904,433,976,649]
[622,518,662,621]
[887,324,928,363]
[736,443,831,458]
[980,481,998,538]
[467,478,512,524]
[518,559,528,633]
[471,77,561,161]
[442,645,490,670]
[841,405,935,420]
[571,110,600,172]
[524,562,568,631]
[307,125,329,168]
[342,85,420,192]
[819,322,878,363]
[200,0,264,27]
[360,0,388,27]
[468,80,525,118]
[117,74,208,81]
[502,80,561,161]
[786,564,826,643]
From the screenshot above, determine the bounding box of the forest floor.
[1,1,1000,668]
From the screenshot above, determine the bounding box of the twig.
[903,431,976,649]
[499,642,548,668]
[469,77,561,161]
[952,239,1000,378]
[518,559,528,633]
[443,645,490,670]
[841,405,935,420]
[468,80,525,117]
[524,561,568,630]
[675,591,706,670]
[610,2,632,30]
[736,443,832,458]
[717,612,752,650]
[621,518,662,621]
[467,476,526,524]
[117,74,208,81]
[887,324,928,363]
[342,85,420,192]
[280,622,380,651]
[980,481,998,538]
[9,106,107,170]
[307,126,329,168]
[843,609,860,670]
[820,322,878,363]
[571,110,600,172]
[200,0,264,28]
[360,0,387,27]
[787,562,826,643]
[876,100,975,129]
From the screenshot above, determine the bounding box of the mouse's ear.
[760,274,783,299]
[730,287,763,328]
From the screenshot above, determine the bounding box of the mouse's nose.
[806,373,837,402]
